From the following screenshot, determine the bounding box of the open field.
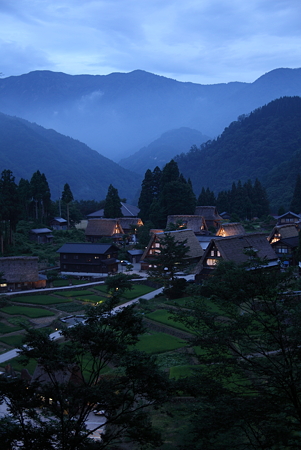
[10,295,72,305]
[1,305,56,318]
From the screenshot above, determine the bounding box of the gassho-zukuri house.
[56,243,119,276]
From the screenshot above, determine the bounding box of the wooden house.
[85,219,124,243]
[140,228,203,270]
[87,202,140,219]
[275,211,301,226]
[216,222,246,237]
[166,215,208,234]
[0,256,46,291]
[30,228,53,243]
[57,243,119,275]
[50,217,67,230]
[194,206,223,230]
[195,233,278,281]
[117,217,144,236]
[268,223,299,264]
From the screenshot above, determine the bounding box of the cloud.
[0,0,300,83]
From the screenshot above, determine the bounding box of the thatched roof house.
[194,206,223,229]
[166,215,208,234]
[216,222,246,237]
[195,233,278,280]
[141,228,203,270]
[85,219,124,242]
[268,223,299,264]
[268,223,299,243]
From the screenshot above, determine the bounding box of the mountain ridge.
[1,67,300,161]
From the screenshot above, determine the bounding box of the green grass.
[93,285,108,294]
[0,322,23,334]
[55,303,85,312]
[1,305,55,318]
[169,364,201,380]
[75,295,105,304]
[134,332,186,354]
[11,295,72,305]
[0,356,37,375]
[57,290,95,297]
[122,285,155,300]
[145,309,193,333]
[0,334,27,348]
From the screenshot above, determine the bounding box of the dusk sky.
[0,0,300,85]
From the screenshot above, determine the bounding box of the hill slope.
[119,127,210,174]
[0,113,142,201]
[175,96,301,211]
[0,68,301,161]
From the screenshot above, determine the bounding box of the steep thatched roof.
[85,219,124,237]
[194,206,223,221]
[31,364,84,386]
[166,215,207,233]
[216,222,246,237]
[117,217,143,230]
[268,223,299,242]
[194,233,277,274]
[142,228,203,261]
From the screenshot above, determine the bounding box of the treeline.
[198,178,270,220]
[138,160,196,228]
[0,169,104,250]
[175,96,301,211]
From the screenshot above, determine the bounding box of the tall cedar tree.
[61,183,74,229]
[30,170,51,221]
[174,260,301,449]
[139,160,196,228]
[0,275,169,450]
[0,169,20,248]
[103,184,123,218]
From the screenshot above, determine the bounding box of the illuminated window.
[207,258,217,266]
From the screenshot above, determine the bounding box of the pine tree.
[103,184,123,218]
[61,183,74,229]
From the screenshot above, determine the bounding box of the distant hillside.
[0,113,142,202]
[119,127,210,174]
[175,96,301,211]
[0,68,301,161]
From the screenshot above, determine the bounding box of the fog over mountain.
[0,68,301,161]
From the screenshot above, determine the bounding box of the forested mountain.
[0,113,141,201]
[0,68,301,161]
[119,127,210,174]
[175,96,301,212]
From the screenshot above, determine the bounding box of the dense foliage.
[0,276,169,449]
[138,160,196,228]
[198,178,270,219]
[175,260,301,449]
[176,96,301,212]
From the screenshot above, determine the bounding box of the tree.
[30,170,51,221]
[61,183,74,229]
[147,232,190,291]
[0,277,169,450]
[290,173,301,214]
[0,169,20,249]
[175,260,301,449]
[103,184,123,218]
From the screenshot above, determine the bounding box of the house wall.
[60,252,118,274]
